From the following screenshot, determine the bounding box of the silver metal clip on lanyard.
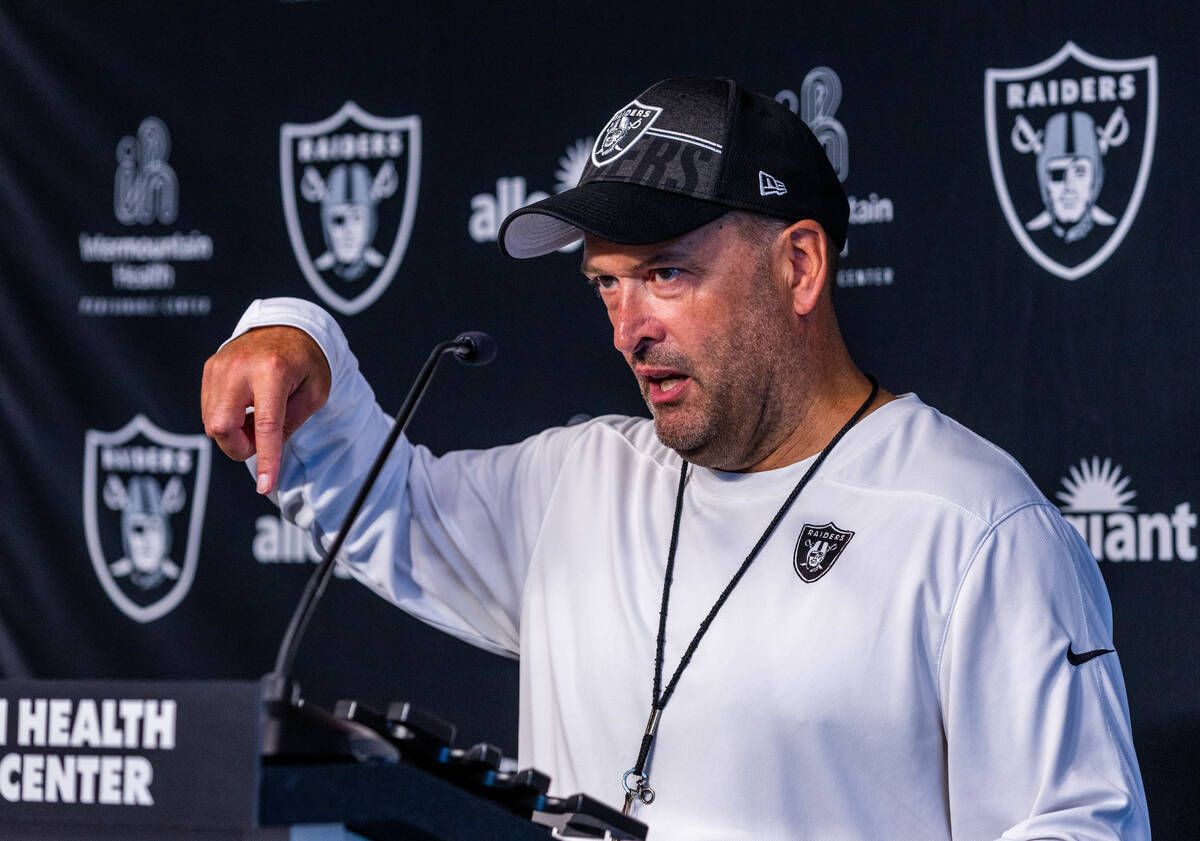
[621,709,661,813]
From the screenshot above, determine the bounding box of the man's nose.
[609,283,663,355]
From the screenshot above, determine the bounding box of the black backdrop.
[1,1,1196,833]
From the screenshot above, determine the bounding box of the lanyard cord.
[622,374,880,814]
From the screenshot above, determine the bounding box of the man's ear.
[777,219,830,317]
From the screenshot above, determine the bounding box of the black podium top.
[0,679,644,841]
[261,761,549,841]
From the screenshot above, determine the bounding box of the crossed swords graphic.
[1011,106,1129,155]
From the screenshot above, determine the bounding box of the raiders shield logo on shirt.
[793,522,854,583]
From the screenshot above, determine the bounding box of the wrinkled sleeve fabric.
[939,502,1151,840]
[229,297,575,657]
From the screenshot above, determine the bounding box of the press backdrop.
[1,1,1196,832]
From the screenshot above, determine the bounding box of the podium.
[0,679,646,840]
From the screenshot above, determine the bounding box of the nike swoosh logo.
[1067,644,1114,666]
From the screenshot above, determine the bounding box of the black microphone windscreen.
[452,331,497,366]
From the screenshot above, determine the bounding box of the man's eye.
[588,275,618,290]
[651,268,681,282]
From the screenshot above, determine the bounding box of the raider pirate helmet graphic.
[105,474,186,591]
[281,101,421,315]
[84,415,212,623]
[1027,110,1117,243]
[985,42,1157,280]
[306,161,398,280]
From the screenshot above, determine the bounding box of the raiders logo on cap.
[591,99,663,167]
[499,77,849,260]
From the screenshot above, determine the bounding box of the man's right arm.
[200,298,574,657]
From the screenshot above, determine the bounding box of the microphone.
[452,331,497,366]
[262,331,496,756]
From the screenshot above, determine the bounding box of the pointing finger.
[251,371,292,495]
[201,325,331,495]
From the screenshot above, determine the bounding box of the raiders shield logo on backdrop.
[985,42,1157,280]
[281,102,421,314]
[591,99,663,167]
[83,415,212,622]
[793,522,854,583]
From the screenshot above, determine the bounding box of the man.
[202,78,1149,839]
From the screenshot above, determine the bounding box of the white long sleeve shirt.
[233,298,1150,841]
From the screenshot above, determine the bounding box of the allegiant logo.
[1056,457,1196,563]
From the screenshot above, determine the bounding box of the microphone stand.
[260,332,495,761]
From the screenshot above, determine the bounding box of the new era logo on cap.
[759,171,787,196]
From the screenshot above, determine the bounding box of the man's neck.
[744,368,894,473]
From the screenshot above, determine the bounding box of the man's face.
[1045,156,1095,224]
[327,203,371,263]
[582,216,797,471]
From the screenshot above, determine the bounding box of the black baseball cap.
[498,76,849,259]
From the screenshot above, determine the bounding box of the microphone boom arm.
[265,333,492,700]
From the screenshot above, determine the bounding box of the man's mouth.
[638,367,692,404]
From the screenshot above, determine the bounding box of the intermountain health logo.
[280,102,421,315]
[986,43,1158,279]
[78,116,214,317]
[1056,457,1196,563]
[83,416,212,622]
[776,67,896,289]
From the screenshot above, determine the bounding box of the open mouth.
[643,372,691,403]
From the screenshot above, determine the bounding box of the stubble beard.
[639,295,788,470]
[642,368,721,461]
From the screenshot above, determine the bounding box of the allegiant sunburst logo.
[1056,457,1195,563]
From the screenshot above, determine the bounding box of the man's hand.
[201,326,332,495]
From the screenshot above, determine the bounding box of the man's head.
[499,77,853,471]
[580,209,836,470]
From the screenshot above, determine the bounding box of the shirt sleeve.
[228,297,578,657]
[939,502,1151,840]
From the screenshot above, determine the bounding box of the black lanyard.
[621,375,879,815]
